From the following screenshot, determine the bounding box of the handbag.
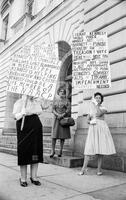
[60,117,75,127]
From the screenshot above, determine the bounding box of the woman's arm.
[52,107,59,117]
[87,114,91,124]
[27,98,49,116]
[52,101,61,118]
[40,99,50,111]
[52,100,65,119]
[13,100,24,120]
[100,106,107,114]
[96,106,107,117]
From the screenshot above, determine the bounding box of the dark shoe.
[50,152,55,158]
[58,154,62,157]
[19,178,28,187]
[30,177,41,186]
[58,151,62,157]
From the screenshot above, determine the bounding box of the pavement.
[0,153,126,200]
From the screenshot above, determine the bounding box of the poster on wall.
[7,44,60,100]
[71,31,111,89]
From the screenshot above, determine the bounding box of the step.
[0,144,17,149]
[0,147,17,156]
[43,139,71,145]
[43,148,73,156]
[43,143,72,150]
[0,146,73,157]
[0,146,84,168]
[44,154,84,168]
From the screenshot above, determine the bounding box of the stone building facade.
[0,0,126,171]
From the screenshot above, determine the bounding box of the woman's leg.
[20,165,27,181]
[79,155,90,175]
[82,155,90,172]
[30,163,38,180]
[97,154,103,174]
[50,138,56,157]
[58,139,65,157]
[30,163,41,185]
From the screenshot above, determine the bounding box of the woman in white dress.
[79,92,116,176]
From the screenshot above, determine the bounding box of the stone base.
[86,154,126,172]
[44,155,84,168]
[0,147,17,156]
[0,146,84,168]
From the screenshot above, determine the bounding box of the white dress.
[84,102,116,155]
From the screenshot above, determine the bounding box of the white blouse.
[13,98,43,120]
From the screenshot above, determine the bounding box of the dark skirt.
[16,114,43,166]
[52,117,71,139]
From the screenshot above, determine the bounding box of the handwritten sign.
[7,44,60,100]
[72,31,111,89]
[73,59,110,89]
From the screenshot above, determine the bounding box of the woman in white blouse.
[13,94,47,187]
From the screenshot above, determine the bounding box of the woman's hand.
[61,113,66,118]
[57,115,62,120]
[57,113,65,120]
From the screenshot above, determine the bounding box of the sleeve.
[13,100,23,120]
[88,102,95,116]
[39,98,50,111]
[26,100,43,115]
[34,101,43,115]
[52,100,58,116]
[100,106,107,111]
[100,106,107,114]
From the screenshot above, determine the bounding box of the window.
[1,0,13,15]
[0,0,13,42]
[31,0,46,16]
[2,14,9,40]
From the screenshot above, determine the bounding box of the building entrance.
[57,41,72,103]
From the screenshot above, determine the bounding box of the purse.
[60,117,75,127]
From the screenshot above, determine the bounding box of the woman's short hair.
[94,92,104,103]
[57,86,66,95]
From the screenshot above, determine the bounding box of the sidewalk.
[0,152,126,200]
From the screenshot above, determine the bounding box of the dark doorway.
[57,41,72,102]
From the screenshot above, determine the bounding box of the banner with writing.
[7,44,60,100]
[72,31,111,89]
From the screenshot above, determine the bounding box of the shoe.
[97,172,103,176]
[78,168,88,176]
[30,177,41,186]
[19,178,28,187]
[58,150,62,157]
[50,152,55,158]
[58,153,62,157]
[78,171,85,175]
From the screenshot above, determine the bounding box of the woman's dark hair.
[57,86,66,95]
[94,92,104,104]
